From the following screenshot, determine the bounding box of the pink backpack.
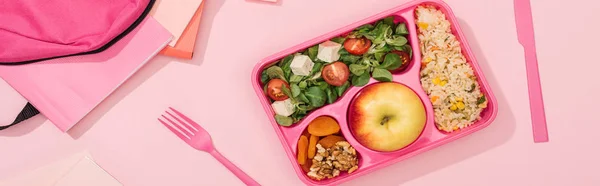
[0,0,155,65]
[0,0,155,129]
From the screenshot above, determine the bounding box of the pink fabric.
[0,0,153,64]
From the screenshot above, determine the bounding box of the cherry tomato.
[266,79,290,101]
[322,62,350,86]
[343,37,372,55]
[389,50,411,72]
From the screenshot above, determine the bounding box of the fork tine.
[161,115,193,137]
[168,107,202,130]
[158,118,189,140]
[166,111,197,133]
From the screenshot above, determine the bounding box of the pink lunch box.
[251,0,498,185]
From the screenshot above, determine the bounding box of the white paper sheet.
[0,152,122,186]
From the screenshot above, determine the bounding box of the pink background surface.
[0,0,598,185]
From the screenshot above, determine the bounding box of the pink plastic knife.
[514,0,549,143]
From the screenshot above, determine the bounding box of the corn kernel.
[456,101,465,109]
[418,22,429,29]
[479,103,488,108]
[440,80,447,86]
[424,57,432,63]
[432,78,441,85]
[450,104,458,111]
[456,97,463,102]
[453,126,459,131]
[431,96,439,103]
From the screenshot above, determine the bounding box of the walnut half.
[330,141,358,172]
[307,141,359,181]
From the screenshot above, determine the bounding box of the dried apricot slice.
[307,116,340,136]
[301,158,312,173]
[302,129,311,139]
[318,135,345,148]
[297,135,309,165]
[308,135,319,159]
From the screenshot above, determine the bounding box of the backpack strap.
[0,102,40,130]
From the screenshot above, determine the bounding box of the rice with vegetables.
[416,6,488,132]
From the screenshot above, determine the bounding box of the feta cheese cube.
[317,41,342,63]
[290,55,314,76]
[271,98,295,117]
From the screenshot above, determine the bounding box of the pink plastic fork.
[158,107,260,186]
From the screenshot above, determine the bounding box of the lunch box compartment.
[289,111,366,185]
[414,1,498,134]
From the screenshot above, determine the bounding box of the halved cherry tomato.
[267,79,290,101]
[389,50,411,72]
[322,62,350,86]
[343,37,372,55]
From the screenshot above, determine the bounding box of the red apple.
[348,82,426,152]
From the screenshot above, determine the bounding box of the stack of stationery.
[0,17,172,132]
[152,0,206,59]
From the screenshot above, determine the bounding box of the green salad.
[261,16,413,126]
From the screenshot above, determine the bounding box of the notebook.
[155,0,205,59]
[150,0,204,46]
[0,17,173,132]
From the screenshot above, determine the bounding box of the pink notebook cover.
[0,17,172,132]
